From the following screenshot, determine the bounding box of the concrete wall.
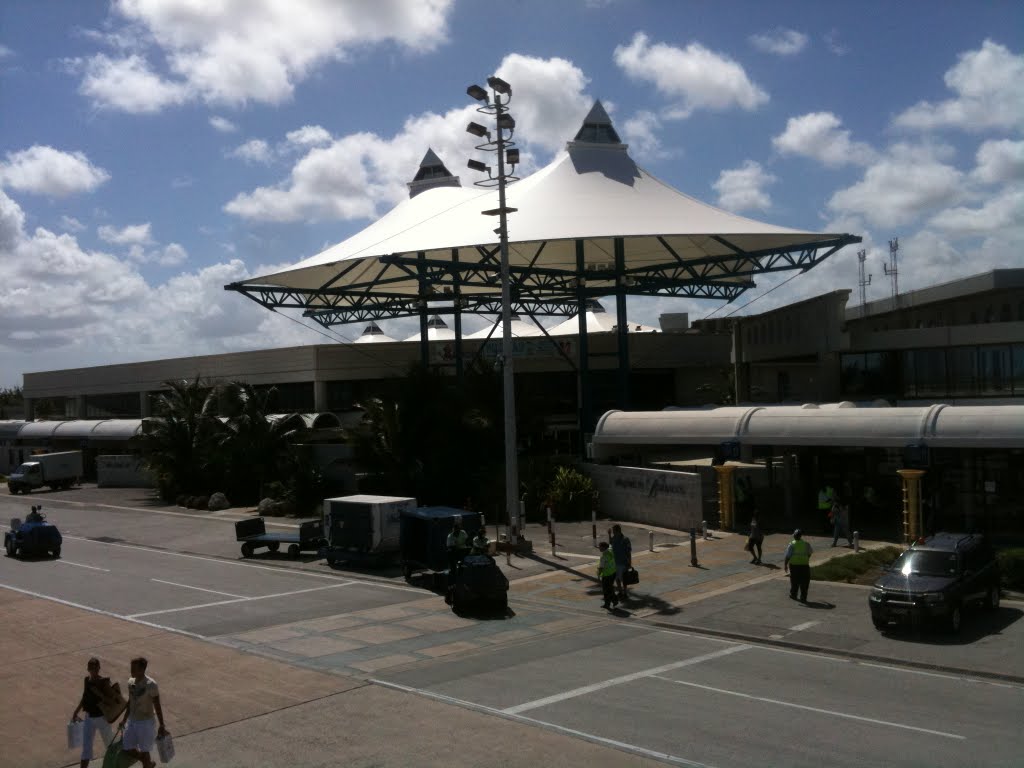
[96,455,155,488]
[585,464,702,530]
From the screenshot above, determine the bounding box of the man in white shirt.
[118,657,167,768]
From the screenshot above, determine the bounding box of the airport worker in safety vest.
[784,529,813,604]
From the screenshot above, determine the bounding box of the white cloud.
[750,28,807,56]
[929,187,1024,240]
[894,40,1024,133]
[209,116,237,133]
[823,30,848,56]
[284,125,333,149]
[0,145,110,198]
[0,44,14,59]
[972,139,1024,183]
[712,160,776,212]
[225,54,593,223]
[827,143,964,228]
[98,222,154,246]
[772,112,876,167]
[0,187,319,380]
[229,139,273,164]
[613,32,768,119]
[59,216,86,233]
[621,110,668,159]
[76,53,189,114]
[76,0,455,112]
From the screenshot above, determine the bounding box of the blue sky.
[1,0,1022,387]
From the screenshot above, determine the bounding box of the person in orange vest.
[784,529,813,603]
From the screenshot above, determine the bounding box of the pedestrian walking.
[118,657,167,768]
[610,524,632,599]
[71,657,113,768]
[784,529,813,603]
[817,482,836,534]
[597,541,617,609]
[831,499,853,548]
[747,513,764,565]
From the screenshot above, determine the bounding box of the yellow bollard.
[714,464,737,531]
[897,469,926,545]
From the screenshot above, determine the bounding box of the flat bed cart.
[234,517,322,559]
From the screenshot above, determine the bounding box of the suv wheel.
[986,585,1001,611]
[947,605,962,634]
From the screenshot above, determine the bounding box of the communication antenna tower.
[883,237,899,305]
[857,249,871,316]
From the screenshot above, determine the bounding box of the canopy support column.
[576,240,591,458]
[453,248,463,379]
[615,237,630,410]
[417,251,429,367]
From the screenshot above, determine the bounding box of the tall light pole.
[466,77,522,543]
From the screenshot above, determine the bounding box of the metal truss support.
[452,248,463,379]
[614,238,630,411]
[417,252,428,367]
[576,240,592,456]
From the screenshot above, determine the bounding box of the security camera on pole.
[466,77,528,550]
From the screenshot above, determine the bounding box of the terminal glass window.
[913,348,947,397]
[1014,345,1024,394]
[979,346,1011,395]
[948,347,978,396]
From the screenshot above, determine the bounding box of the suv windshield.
[892,550,958,577]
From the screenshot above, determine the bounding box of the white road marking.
[56,560,110,572]
[373,679,717,768]
[787,620,819,632]
[62,535,423,594]
[768,634,785,640]
[650,676,966,740]
[0,581,211,641]
[151,579,245,598]
[128,582,355,618]
[553,552,599,560]
[502,644,749,715]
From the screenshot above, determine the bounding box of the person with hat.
[783,529,814,603]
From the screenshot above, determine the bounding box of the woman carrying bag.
[71,658,114,768]
[747,513,764,565]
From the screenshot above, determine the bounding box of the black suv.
[869,533,1001,633]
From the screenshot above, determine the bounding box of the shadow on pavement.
[800,600,836,610]
[878,605,1023,646]
[619,591,682,616]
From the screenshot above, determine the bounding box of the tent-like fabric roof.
[465,313,543,339]
[226,102,859,320]
[548,300,658,336]
[404,315,456,342]
[353,322,397,343]
[593,404,1024,450]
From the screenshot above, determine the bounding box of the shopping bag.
[102,738,123,768]
[67,719,84,749]
[743,539,753,552]
[156,732,175,763]
[623,567,639,586]
[99,681,128,723]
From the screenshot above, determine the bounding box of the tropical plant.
[137,377,224,499]
[546,465,595,520]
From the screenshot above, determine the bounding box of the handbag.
[744,539,753,552]
[623,567,639,586]
[156,732,175,763]
[98,681,128,724]
[67,719,84,749]
[102,737,140,768]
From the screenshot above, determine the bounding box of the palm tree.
[138,377,223,499]
[218,381,299,504]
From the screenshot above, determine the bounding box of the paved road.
[5,492,1023,767]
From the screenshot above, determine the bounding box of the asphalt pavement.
[2,486,1022,768]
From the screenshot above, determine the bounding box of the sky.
[1,0,1022,388]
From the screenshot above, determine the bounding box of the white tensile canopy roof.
[548,300,658,336]
[404,314,456,342]
[228,102,858,312]
[353,322,397,343]
[465,313,543,339]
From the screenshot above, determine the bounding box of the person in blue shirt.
[610,524,632,600]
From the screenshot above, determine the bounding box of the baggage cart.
[234,517,322,559]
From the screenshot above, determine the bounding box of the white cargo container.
[322,494,416,563]
[7,451,83,494]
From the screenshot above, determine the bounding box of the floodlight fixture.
[467,159,488,173]
[506,148,520,165]
[487,76,511,95]
[466,84,489,102]
[497,113,516,130]
[466,121,490,138]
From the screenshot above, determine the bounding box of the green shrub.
[811,545,903,583]
[546,465,595,521]
[998,548,1024,591]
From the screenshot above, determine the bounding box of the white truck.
[322,494,416,566]
[7,451,83,494]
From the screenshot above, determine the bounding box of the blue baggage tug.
[5,507,62,559]
[399,506,481,584]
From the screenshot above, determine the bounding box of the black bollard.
[689,527,698,567]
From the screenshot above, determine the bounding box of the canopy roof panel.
[227,103,860,321]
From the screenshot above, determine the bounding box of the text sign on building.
[586,464,702,530]
[432,338,574,363]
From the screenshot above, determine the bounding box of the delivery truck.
[7,451,83,494]
[322,494,416,566]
